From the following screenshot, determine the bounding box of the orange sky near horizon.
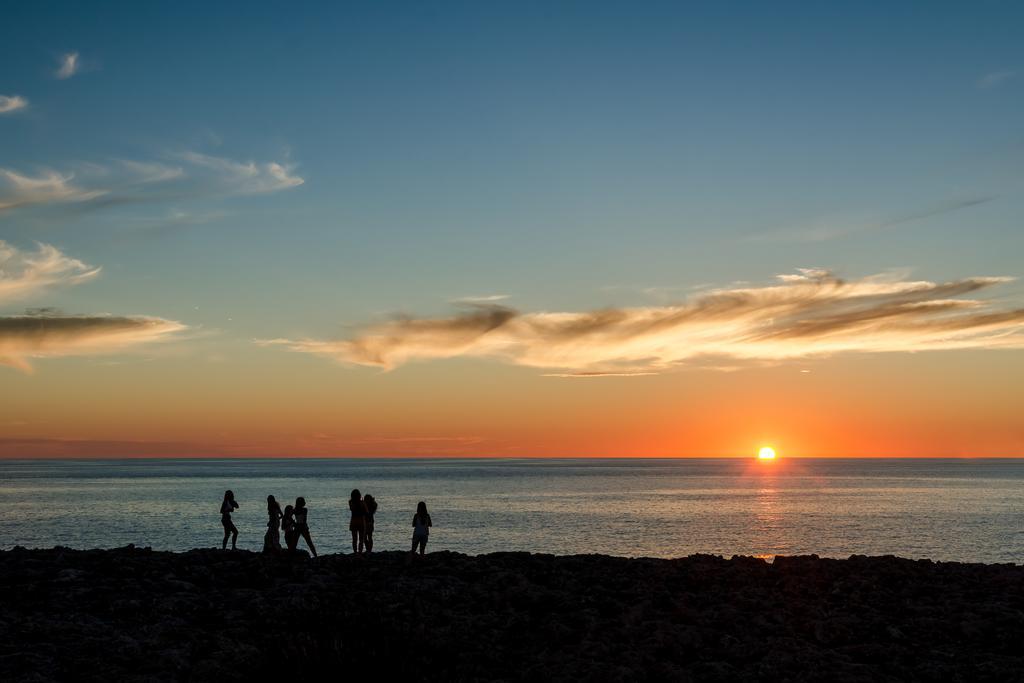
[3,345,1022,458]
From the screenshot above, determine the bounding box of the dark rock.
[1,548,1023,680]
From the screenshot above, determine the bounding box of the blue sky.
[3,3,1023,323]
[1,2,1023,456]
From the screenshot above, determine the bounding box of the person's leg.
[411,536,418,554]
[419,537,427,555]
[302,529,317,557]
[351,529,358,553]
[223,525,229,550]
[365,531,373,553]
[230,523,238,550]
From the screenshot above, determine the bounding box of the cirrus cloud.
[0,151,303,219]
[0,168,107,212]
[0,241,101,303]
[261,270,1024,375]
[0,151,304,217]
[178,151,304,194]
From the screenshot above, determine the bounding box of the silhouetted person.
[411,501,432,555]
[294,497,317,557]
[264,495,283,553]
[362,494,378,553]
[282,504,298,552]
[349,489,367,554]
[221,490,239,550]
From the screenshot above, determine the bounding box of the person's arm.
[427,514,432,528]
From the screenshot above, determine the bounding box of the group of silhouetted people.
[219,489,432,556]
[347,489,377,553]
[264,494,318,556]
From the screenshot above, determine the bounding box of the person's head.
[224,490,234,502]
[267,494,278,511]
[296,496,306,508]
[350,488,361,502]
[284,504,294,517]
[417,501,428,516]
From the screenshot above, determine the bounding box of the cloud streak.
[0,169,107,211]
[0,311,186,372]
[0,95,28,114]
[748,196,996,243]
[0,241,101,303]
[977,70,1015,89]
[56,52,80,79]
[0,152,304,216]
[179,151,304,194]
[263,270,1024,375]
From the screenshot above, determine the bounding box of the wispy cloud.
[0,95,28,115]
[748,196,996,243]
[0,241,101,303]
[451,294,510,304]
[118,160,185,184]
[0,310,186,372]
[0,169,107,212]
[56,52,80,79]
[0,243,186,371]
[0,151,303,217]
[977,70,1015,89]
[179,151,304,194]
[262,270,1024,375]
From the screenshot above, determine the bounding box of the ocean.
[1,458,1022,562]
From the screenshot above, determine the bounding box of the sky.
[1,1,1023,458]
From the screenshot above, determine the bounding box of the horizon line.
[2,455,1024,461]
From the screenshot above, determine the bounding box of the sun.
[758,446,777,460]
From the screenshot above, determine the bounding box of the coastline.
[2,547,1023,681]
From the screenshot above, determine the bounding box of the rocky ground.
[1,547,1023,681]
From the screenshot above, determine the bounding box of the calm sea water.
[1,458,1022,563]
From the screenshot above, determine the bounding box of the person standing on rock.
[282,504,298,551]
[411,501,432,556]
[349,489,367,554]
[362,494,378,553]
[264,495,283,553]
[293,497,318,557]
[221,490,239,550]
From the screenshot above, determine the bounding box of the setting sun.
[758,447,777,460]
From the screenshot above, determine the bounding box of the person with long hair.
[263,495,283,553]
[362,494,378,553]
[282,504,298,552]
[220,490,239,550]
[411,501,432,556]
[349,489,367,554]
[293,497,317,557]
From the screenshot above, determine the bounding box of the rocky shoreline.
[1,547,1023,681]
